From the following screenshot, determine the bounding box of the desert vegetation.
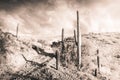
[0,11,120,80]
[0,28,120,80]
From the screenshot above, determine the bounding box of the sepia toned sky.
[0,0,120,40]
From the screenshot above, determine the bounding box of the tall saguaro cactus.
[77,11,81,70]
[16,24,19,38]
[61,28,64,54]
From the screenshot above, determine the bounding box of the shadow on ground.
[32,45,56,58]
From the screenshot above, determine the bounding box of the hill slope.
[0,30,120,80]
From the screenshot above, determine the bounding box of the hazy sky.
[0,0,120,40]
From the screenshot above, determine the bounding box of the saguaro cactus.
[61,28,64,54]
[16,24,19,38]
[74,30,77,45]
[77,11,81,70]
[97,49,100,73]
[56,50,59,70]
[95,68,98,77]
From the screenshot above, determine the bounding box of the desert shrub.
[51,37,78,68]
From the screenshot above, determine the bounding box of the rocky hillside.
[82,33,120,80]
[51,33,120,80]
[0,29,120,80]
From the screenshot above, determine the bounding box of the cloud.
[0,0,120,41]
[0,0,55,12]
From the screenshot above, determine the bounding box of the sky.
[0,0,120,41]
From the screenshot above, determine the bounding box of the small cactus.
[74,30,77,46]
[16,24,19,38]
[95,68,97,77]
[97,49,100,74]
[56,50,59,70]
